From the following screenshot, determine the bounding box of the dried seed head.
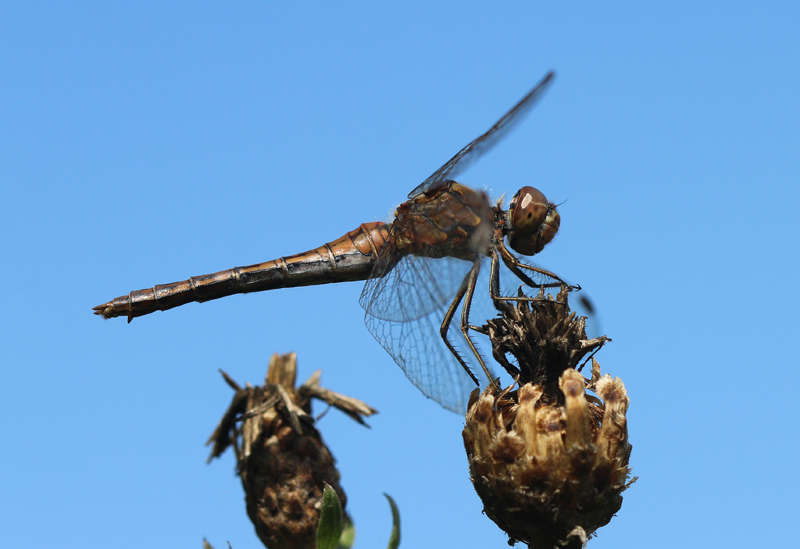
[207,353,376,549]
[464,289,634,548]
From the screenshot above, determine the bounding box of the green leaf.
[336,517,356,549]
[384,493,401,549]
[317,485,344,549]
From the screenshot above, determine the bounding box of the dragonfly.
[94,71,575,413]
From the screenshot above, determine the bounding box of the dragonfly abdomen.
[93,222,390,322]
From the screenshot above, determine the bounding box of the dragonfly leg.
[459,260,499,390]
[462,252,522,380]
[500,239,570,286]
[439,267,481,388]
[487,249,518,310]
[489,240,578,303]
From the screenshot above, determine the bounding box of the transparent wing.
[359,252,498,413]
[359,253,473,322]
[408,72,555,199]
[364,303,485,413]
[360,249,586,412]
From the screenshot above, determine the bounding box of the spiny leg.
[490,240,577,303]
[486,249,517,311]
[458,259,499,390]
[439,267,481,387]
[464,252,521,380]
[467,251,505,332]
[468,250,525,329]
[499,239,571,286]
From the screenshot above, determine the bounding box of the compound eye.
[509,186,548,235]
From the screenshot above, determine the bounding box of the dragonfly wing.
[408,72,555,199]
[359,254,473,322]
[363,293,490,414]
[361,255,498,413]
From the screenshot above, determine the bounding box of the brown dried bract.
[207,353,376,549]
[464,288,634,548]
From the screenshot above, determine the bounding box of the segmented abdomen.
[93,222,390,322]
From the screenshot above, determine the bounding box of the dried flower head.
[463,288,634,548]
[207,353,376,549]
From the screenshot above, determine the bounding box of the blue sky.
[2,2,799,548]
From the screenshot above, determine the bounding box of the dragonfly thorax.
[506,186,560,256]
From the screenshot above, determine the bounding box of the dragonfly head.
[506,186,560,256]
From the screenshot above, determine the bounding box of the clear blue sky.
[2,3,798,548]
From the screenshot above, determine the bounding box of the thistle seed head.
[207,353,376,549]
[464,289,634,548]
